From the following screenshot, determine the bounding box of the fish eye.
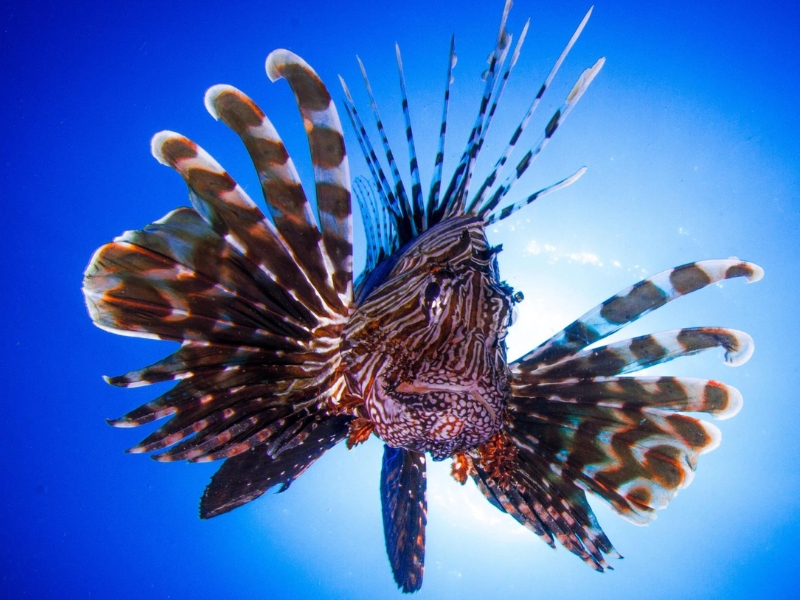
[423,281,441,304]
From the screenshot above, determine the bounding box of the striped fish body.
[345,216,513,460]
[82,1,763,594]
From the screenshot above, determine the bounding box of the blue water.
[3,0,799,598]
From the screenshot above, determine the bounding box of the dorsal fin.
[343,4,604,277]
[466,6,593,214]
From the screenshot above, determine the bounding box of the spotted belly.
[365,373,507,460]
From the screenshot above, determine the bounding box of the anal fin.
[380,446,427,593]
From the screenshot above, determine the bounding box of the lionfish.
[82,1,762,593]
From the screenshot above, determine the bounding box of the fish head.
[344,217,514,459]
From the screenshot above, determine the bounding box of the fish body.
[345,216,513,460]
[82,2,762,594]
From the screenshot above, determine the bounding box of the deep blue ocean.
[3,1,799,598]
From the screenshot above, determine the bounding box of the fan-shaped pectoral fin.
[267,50,353,305]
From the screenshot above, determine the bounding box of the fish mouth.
[395,380,499,424]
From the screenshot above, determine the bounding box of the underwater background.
[2,0,799,598]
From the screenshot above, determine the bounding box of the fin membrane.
[200,415,351,518]
[83,49,354,503]
[381,446,427,593]
[484,259,762,567]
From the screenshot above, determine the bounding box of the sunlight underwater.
[81,0,762,593]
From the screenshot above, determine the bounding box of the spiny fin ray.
[515,259,763,371]
[381,446,427,593]
[467,6,594,214]
[267,50,353,305]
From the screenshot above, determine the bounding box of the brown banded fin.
[267,50,353,306]
[514,259,763,371]
[83,51,356,510]
[380,446,427,593]
[204,84,347,316]
[517,327,754,381]
[200,416,351,519]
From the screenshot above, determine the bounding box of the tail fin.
[471,259,762,569]
[83,51,354,505]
